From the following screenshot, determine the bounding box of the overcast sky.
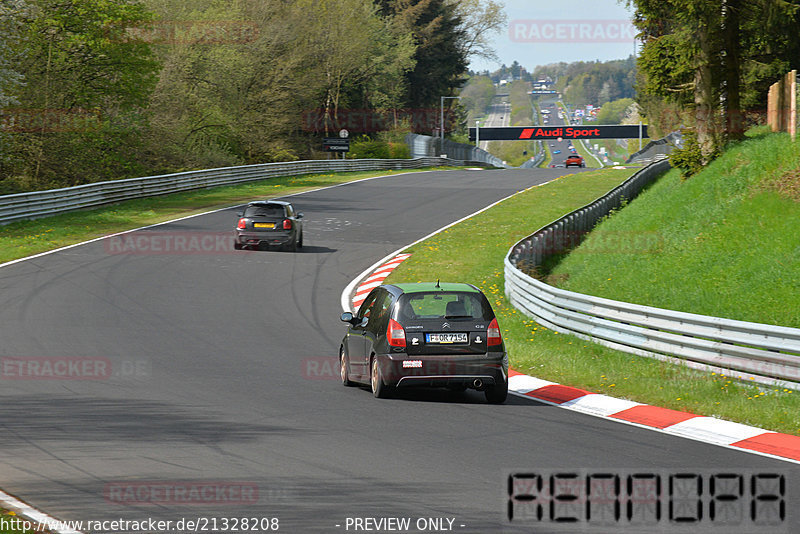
[470,0,638,73]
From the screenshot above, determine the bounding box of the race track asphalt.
[0,167,796,533]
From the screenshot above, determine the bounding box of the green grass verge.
[488,140,539,167]
[538,137,553,168]
[384,162,800,436]
[552,131,800,328]
[573,139,602,168]
[530,100,550,169]
[602,138,648,162]
[0,167,459,264]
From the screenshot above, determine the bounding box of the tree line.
[628,0,800,165]
[0,0,504,194]
[533,57,637,108]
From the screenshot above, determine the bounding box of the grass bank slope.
[551,130,800,328]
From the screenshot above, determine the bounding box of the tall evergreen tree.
[377,0,468,108]
[629,0,799,161]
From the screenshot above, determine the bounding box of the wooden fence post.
[768,82,778,132]
[789,70,797,140]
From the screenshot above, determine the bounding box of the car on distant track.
[338,282,508,403]
[553,149,561,154]
[565,154,585,168]
[234,200,304,251]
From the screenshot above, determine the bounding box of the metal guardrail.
[505,159,800,389]
[519,146,545,169]
[405,134,509,168]
[626,131,683,164]
[0,156,488,225]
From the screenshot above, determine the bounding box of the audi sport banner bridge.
[469,124,648,141]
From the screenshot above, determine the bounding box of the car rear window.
[244,205,285,217]
[397,292,492,321]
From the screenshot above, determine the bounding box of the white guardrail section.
[0,156,493,225]
[505,159,800,390]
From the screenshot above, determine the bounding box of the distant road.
[538,97,581,168]
[478,98,509,151]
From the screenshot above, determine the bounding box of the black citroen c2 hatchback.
[339,282,508,403]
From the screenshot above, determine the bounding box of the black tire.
[285,237,297,252]
[485,380,508,404]
[234,242,243,250]
[297,232,303,249]
[370,357,390,398]
[340,347,354,387]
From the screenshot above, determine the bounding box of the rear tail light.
[237,218,246,229]
[487,318,502,346]
[387,319,406,348]
[283,219,292,230]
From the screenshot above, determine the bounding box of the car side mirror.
[340,312,354,323]
[236,212,243,217]
[296,212,304,219]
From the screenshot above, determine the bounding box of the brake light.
[283,219,292,230]
[237,218,246,229]
[387,319,406,348]
[487,318,502,346]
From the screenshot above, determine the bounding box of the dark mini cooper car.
[339,282,508,403]
[234,200,303,251]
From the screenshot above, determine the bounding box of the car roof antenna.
[436,279,440,289]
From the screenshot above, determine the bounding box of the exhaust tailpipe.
[472,378,483,390]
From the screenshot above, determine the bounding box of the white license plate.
[402,360,422,368]
[426,333,468,344]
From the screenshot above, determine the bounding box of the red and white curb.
[509,369,800,464]
[351,253,411,311]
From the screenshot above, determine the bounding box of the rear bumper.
[376,352,508,388]
[235,231,293,246]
